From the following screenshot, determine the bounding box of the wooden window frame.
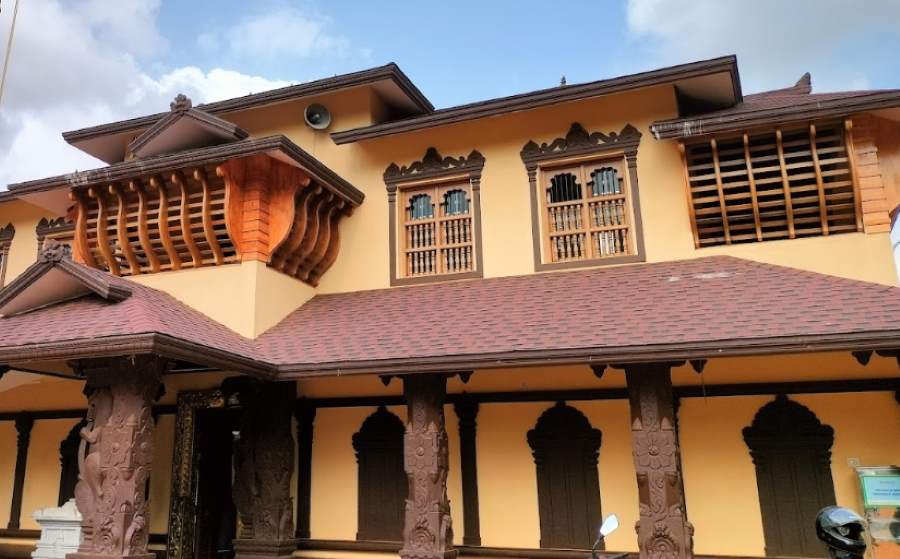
[681,119,862,248]
[384,148,485,286]
[521,123,645,271]
[0,223,15,287]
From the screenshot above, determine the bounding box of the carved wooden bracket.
[69,152,358,286]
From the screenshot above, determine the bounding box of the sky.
[1,0,900,189]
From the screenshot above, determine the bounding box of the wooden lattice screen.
[682,121,863,247]
[401,181,474,277]
[71,164,238,276]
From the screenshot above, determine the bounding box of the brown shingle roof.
[2,255,899,377]
[652,78,900,139]
[0,256,268,375]
[261,256,900,375]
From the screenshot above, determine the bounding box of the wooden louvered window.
[539,158,635,263]
[682,121,862,247]
[401,181,475,278]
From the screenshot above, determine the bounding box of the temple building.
[1,55,899,559]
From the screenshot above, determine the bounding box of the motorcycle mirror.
[599,514,619,538]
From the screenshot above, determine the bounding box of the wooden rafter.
[742,133,763,242]
[709,138,732,244]
[172,171,202,267]
[843,119,865,232]
[149,176,180,270]
[194,168,224,265]
[110,183,140,274]
[271,186,320,271]
[775,128,797,239]
[808,124,830,235]
[89,186,120,276]
[69,190,97,267]
[130,180,161,273]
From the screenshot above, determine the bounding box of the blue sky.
[1,0,900,187]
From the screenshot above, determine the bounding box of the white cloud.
[0,0,290,189]
[625,0,900,93]
[205,6,353,60]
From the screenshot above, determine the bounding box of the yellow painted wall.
[476,401,638,552]
[681,391,900,556]
[1,83,897,334]
[19,418,79,529]
[0,200,54,285]
[309,405,464,545]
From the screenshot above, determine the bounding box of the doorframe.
[167,388,226,559]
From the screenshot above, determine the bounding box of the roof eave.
[61,63,433,147]
[651,90,900,140]
[7,135,365,207]
[273,330,900,378]
[330,55,741,144]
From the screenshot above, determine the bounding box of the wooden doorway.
[527,402,603,550]
[743,396,836,557]
[194,407,239,559]
[352,406,406,542]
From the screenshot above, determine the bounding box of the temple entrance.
[194,408,239,559]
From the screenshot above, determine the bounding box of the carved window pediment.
[521,123,645,270]
[385,148,485,285]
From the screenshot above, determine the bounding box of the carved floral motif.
[400,375,456,559]
[626,364,693,559]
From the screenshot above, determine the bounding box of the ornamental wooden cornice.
[383,147,485,191]
[520,123,642,170]
[0,223,14,244]
[59,138,361,286]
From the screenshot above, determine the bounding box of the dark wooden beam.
[454,395,481,546]
[294,400,316,540]
[7,416,33,530]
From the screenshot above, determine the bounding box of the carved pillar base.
[231,540,296,559]
[624,363,693,559]
[66,356,166,559]
[401,375,457,559]
[226,379,297,559]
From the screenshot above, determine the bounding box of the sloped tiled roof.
[0,254,267,374]
[260,256,900,375]
[2,255,900,377]
[651,73,900,139]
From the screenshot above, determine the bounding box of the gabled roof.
[260,256,900,376]
[63,63,433,164]
[0,247,269,375]
[127,94,249,159]
[330,55,742,144]
[651,73,900,139]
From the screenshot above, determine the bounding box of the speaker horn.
[304,103,332,130]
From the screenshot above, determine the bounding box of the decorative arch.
[352,407,406,541]
[527,402,603,549]
[743,396,836,557]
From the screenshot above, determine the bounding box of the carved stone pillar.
[401,375,456,559]
[453,395,481,546]
[67,355,166,559]
[624,363,693,559]
[229,380,296,559]
[8,414,33,529]
[294,401,316,540]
